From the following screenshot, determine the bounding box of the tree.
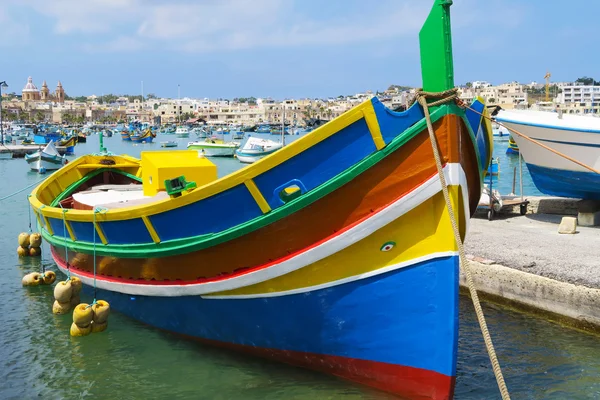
[146,93,157,99]
[465,82,473,88]
[62,113,74,124]
[34,111,45,123]
[576,77,596,86]
[488,98,496,104]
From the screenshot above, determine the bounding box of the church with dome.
[21,77,65,103]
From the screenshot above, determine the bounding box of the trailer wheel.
[520,203,527,215]
[487,209,495,221]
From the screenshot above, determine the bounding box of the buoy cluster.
[71,300,110,336]
[52,277,83,315]
[17,232,42,257]
[22,270,56,286]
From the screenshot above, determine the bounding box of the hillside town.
[1,76,598,126]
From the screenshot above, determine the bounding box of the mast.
[419,0,454,93]
[178,84,181,125]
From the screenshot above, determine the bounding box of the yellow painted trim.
[65,220,77,241]
[34,211,43,229]
[94,222,108,245]
[363,102,385,150]
[29,99,374,222]
[142,215,161,244]
[43,216,54,235]
[244,180,271,214]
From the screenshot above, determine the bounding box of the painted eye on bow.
[380,241,396,252]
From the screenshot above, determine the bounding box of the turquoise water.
[487,138,543,197]
[1,135,598,399]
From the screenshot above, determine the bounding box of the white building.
[558,84,600,105]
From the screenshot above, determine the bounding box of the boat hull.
[121,133,131,141]
[499,120,600,199]
[26,156,65,171]
[189,144,237,157]
[54,251,458,400]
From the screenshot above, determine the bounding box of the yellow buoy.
[29,247,41,257]
[73,303,93,327]
[43,271,56,285]
[17,246,29,257]
[91,321,108,333]
[18,232,30,247]
[22,272,42,286]
[91,300,110,324]
[70,295,81,307]
[70,322,92,337]
[70,277,83,296]
[53,280,73,303]
[52,300,71,315]
[29,233,42,248]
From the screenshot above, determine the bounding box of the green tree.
[34,111,45,123]
[488,98,496,104]
[62,113,74,124]
[146,93,157,99]
[576,77,596,86]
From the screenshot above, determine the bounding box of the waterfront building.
[22,77,41,102]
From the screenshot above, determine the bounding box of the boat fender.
[29,247,41,257]
[91,321,108,333]
[70,276,83,296]
[54,280,73,303]
[17,246,29,257]
[22,272,42,286]
[73,303,93,327]
[43,271,56,285]
[29,233,42,248]
[92,300,110,324]
[39,167,47,174]
[70,295,81,307]
[70,322,92,337]
[18,232,30,247]
[52,300,71,315]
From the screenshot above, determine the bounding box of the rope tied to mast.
[417,89,512,400]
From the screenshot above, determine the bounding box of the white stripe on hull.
[54,163,470,297]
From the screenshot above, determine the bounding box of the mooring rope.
[416,89,511,400]
[91,207,108,306]
[59,205,71,280]
[0,177,49,202]
[460,103,600,175]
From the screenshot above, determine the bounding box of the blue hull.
[88,256,459,391]
[527,163,600,200]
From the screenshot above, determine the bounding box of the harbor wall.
[502,196,580,216]
[460,260,600,334]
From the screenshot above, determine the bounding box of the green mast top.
[419,0,454,92]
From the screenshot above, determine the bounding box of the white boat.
[160,141,178,148]
[187,139,239,157]
[24,141,67,172]
[175,126,190,138]
[190,127,207,138]
[235,136,282,164]
[496,109,600,199]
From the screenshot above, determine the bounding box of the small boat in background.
[191,127,207,138]
[497,109,600,199]
[58,135,78,155]
[175,126,190,138]
[160,141,178,148]
[187,138,239,157]
[121,130,131,141]
[485,157,500,176]
[235,136,282,163]
[506,136,519,154]
[131,129,156,143]
[24,141,67,172]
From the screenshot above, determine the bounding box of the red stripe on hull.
[187,336,455,400]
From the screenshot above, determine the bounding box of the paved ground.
[465,211,600,289]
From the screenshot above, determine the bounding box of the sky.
[2,0,599,99]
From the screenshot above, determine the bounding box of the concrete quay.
[0,144,70,158]
[464,205,600,333]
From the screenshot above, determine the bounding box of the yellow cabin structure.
[141,151,217,196]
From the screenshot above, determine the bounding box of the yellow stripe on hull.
[210,186,464,297]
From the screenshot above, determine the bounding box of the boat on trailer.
[496,109,600,199]
[28,1,493,398]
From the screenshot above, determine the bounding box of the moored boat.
[24,141,67,172]
[175,126,190,138]
[496,109,600,199]
[121,130,131,141]
[235,136,282,164]
[506,135,519,154]
[187,138,239,157]
[131,129,156,143]
[160,140,178,148]
[27,2,493,398]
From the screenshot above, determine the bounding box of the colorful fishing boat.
[25,141,67,172]
[187,138,239,157]
[121,130,131,141]
[58,135,78,155]
[506,135,519,154]
[160,141,178,148]
[28,2,492,398]
[235,136,282,164]
[131,129,156,143]
[496,109,600,199]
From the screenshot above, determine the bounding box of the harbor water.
[1,134,598,399]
